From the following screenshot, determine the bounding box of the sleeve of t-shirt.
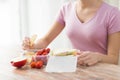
[108,8,120,34]
[56,4,66,26]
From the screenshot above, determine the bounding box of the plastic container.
[32,55,49,65]
[22,49,38,64]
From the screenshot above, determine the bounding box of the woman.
[22,0,120,66]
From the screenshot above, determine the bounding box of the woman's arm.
[77,32,120,65]
[100,32,120,64]
[34,21,65,49]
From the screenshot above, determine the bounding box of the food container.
[32,55,49,65]
[22,49,50,65]
[22,49,38,64]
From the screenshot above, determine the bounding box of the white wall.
[0,0,20,45]
[105,0,120,8]
[27,0,72,49]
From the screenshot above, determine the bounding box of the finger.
[78,55,90,62]
[84,59,98,66]
[22,41,30,48]
[23,38,31,46]
[83,59,92,65]
[22,44,29,50]
[25,37,30,43]
[87,60,98,66]
[77,60,84,65]
[77,50,82,55]
[22,41,31,49]
[83,56,94,65]
[77,55,83,65]
[30,34,37,46]
[22,46,27,50]
[25,37,30,40]
[78,52,89,58]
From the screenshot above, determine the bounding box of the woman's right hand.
[22,37,33,50]
[22,37,48,50]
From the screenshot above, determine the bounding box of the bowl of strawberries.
[32,48,50,65]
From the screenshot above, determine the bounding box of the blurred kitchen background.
[0,0,120,49]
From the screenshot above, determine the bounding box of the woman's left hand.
[77,51,103,66]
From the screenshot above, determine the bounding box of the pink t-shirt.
[56,1,120,54]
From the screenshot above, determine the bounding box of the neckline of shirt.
[73,1,105,25]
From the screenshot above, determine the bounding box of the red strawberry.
[41,48,46,53]
[46,48,50,53]
[36,50,42,55]
[30,61,36,68]
[42,51,48,55]
[35,61,43,69]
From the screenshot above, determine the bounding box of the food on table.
[32,48,50,65]
[35,61,43,69]
[30,60,43,69]
[32,55,48,65]
[30,61,36,68]
[35,48,50,55]
[52,49,78,56]
[23,49,40,64]
[23,51,35,56]
[10,56,27,68]
[23,51,35,64]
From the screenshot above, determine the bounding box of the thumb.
[77,50,82,55]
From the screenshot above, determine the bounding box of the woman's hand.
[77,51,103,66]
[22,35,37,50]
[22,37,33,50]
[22,37,48,50]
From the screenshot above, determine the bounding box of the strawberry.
[36,50,42,55]
[41,48,46,54]
[30,61,36,68]
[42,51,48,55]
[35,61,43,69]
[46,48,50,53]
